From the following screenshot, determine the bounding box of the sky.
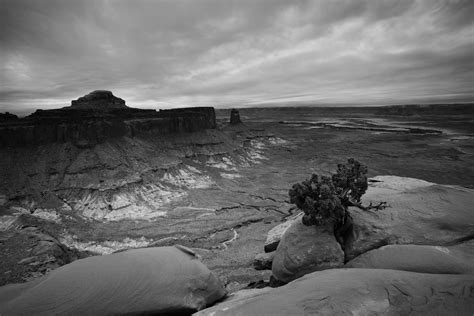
[1,0,473,114]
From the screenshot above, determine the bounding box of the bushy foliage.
[332,158,368,203]
[289,158,368,226]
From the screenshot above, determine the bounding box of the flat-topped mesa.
[0,94,216,147]
[71,90,127,110]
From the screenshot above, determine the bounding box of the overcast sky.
[1,0,473,113]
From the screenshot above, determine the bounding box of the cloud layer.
[1,0,473,113]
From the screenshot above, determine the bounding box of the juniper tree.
[289,158,385,230]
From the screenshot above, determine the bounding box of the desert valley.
[1,0,473,313]
[0,91,473,314]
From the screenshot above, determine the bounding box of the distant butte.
[71,90,127,110]
[230,109,242,124]
[0,90,217,147]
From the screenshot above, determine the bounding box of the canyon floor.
[1,107,473,291]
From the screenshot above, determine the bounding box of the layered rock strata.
[71,90,126,109]
[0,91,216,147]
[230,109,242,124]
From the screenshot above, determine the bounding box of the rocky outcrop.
[345,243,474,274]
[196,269,474,315]
[230,109,242,124]
[342,176,474,261]
[0,246,226,315]
[71,90,126,109]
[0,91,216,147]
[0,218,86,286]
[257,176,474,284]
[253,252,275,270]
[264,213,302,252]
[271,219,344,283]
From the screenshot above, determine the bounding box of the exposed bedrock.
[0,220,85,286]
[0,127,276,223]
[0,91,216,147]
[0,112,216,147]
[261,176,474,283]
[271,219,344,283]
[345,243,474,275]
[264,213,302,253]
[196,269,474,315]
[343,176,474,261]
[0,246,226,315]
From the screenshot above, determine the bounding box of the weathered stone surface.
[345,243,474,274]
[253,252,274,270]
[230,109,242,124]
[271,219,344,283]
[0,104,216,147]
[0,246,226,315]
[71,90,127,109]
[343,176,474,261]
[195,269,474,315]
[264,212,302,253]
[0,222,82,286]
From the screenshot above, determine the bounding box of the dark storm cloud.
[0,0,473,113]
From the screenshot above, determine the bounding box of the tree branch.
[347,199,388,211]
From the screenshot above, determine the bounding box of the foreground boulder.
[343,176,474,261]
[196,269,474,315]
[345,243,474,274]
[0,246,226,315]
[271,219,344,283]
[253,252,275,270]
[264,213,302,253]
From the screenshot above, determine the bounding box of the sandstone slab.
[0,246,226,315]
[344,176,474,261]
[345,243,474,274]
[195,269,474,315]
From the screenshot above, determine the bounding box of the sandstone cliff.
[0,91,216,147]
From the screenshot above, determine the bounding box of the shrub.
[289,158,368,227]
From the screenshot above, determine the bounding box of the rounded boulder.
[271,219,344,283]
[0,245,226,315]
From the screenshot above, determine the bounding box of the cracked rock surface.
[195,269,474,315]
[344,176,474,261]
[345,243,474,274]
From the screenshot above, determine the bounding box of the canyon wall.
[0,91,216,147]
[0,109,216,147]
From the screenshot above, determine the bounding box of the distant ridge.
[0,91,216,147]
